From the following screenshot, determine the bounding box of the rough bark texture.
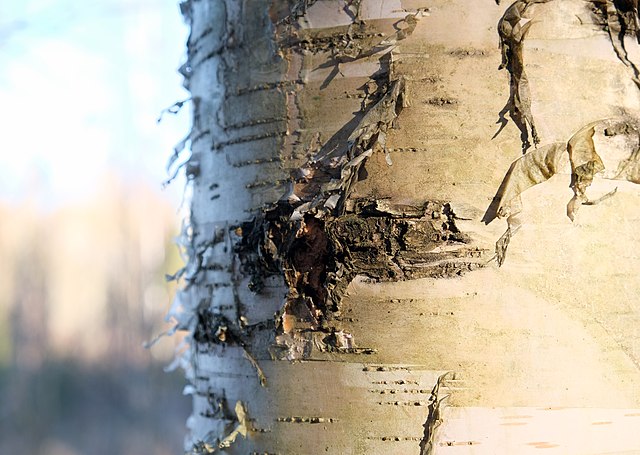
[172,0,640,453]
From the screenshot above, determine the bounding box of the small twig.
[156,97,191,123]
[583,187,618,205]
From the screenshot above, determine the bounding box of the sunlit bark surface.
[175,0,640,453]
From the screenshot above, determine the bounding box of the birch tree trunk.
[174,0,640,453]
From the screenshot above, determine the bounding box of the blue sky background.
[0,4,193,452]
[0,0,190,208]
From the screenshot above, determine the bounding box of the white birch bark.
[173,0,640,453]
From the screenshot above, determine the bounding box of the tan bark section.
[437,407,640,453]
[343,0,640,452]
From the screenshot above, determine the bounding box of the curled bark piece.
[496,1,551,150]
[495,225,514,267]
[217,401,250,450]
[379,14,419,46]
[484,142,566,264]
[498,1,550,71]
[190,400,250,454]
[242,349,268,387]
[487,117,640,264]
[566,122,605,220]
[484,142,567,224]
[566,118,640,218]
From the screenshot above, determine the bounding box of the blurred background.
[0,1,192,453]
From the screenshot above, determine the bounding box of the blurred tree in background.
[0,1,191,452]
[0,177,189,455]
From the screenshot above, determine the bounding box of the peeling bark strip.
[419,373,450,455]
[496,0,551,151]
[495,0,640,151]
[193,309,268,386]
[485,117,640,264]
[190,400,251,454]
[285,76,408,220]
